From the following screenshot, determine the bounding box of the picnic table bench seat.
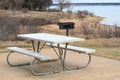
[7,47,58,62]
[6,47,60,76]
[46,43,96,54]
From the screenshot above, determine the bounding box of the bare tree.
[0,0,9,9]
[0,0,25,10]
[54,0,71,12]
[36,0,53,11]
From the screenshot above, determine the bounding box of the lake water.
[50,5,120,27]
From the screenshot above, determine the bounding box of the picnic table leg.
[57,43,68,71]
[30,58,61,76]
[39,42,46,52]
[77,53,91,69]
[30,42,62,75]
[30,58,52,76]
[50,44,60,58]
[57,44,63,70]
[31,40,46,63]
[64,53,91,70]
[62,43,68,70]
[6,51,30,67]
[31,40,36,52]
[37,41,40,52]
[31,40,46,52]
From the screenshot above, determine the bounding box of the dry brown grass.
[80,38,120,47]
[0,10,102,21]
[0,41,31,49]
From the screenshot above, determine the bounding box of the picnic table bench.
[6,47,59,76]
[46,43,96,70]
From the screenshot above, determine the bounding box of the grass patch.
[70,38,120,60]
[93,47,120,60]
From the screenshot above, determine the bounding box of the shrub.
[113,25,120,37]
[0,16,19,40]
[77,10,85,19]
[0,15,55,40]
[77,10,94,19]
[83,10,89,15]
[47,8,60,12]
[80,22,120,38]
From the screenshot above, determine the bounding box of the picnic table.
[6,33,95,76]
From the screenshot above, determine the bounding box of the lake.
[50,5,120,27]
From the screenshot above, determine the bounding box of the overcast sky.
[53,0,120,3]
[71,0,120,3]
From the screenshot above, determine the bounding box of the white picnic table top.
[17,33,85,44]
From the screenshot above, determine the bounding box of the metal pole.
[57,44,64,70]
[31,40,36,52]
[66,29,69,36]
[37,41,40,52]
[63,43,68,70]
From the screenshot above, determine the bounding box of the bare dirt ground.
[0,48,120,80]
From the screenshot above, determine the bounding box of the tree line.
[0,0,52,11]
[0,0,71,11]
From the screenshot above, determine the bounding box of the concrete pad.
[0,49,120,80]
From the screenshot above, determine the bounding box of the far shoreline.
[52,2,120,6]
